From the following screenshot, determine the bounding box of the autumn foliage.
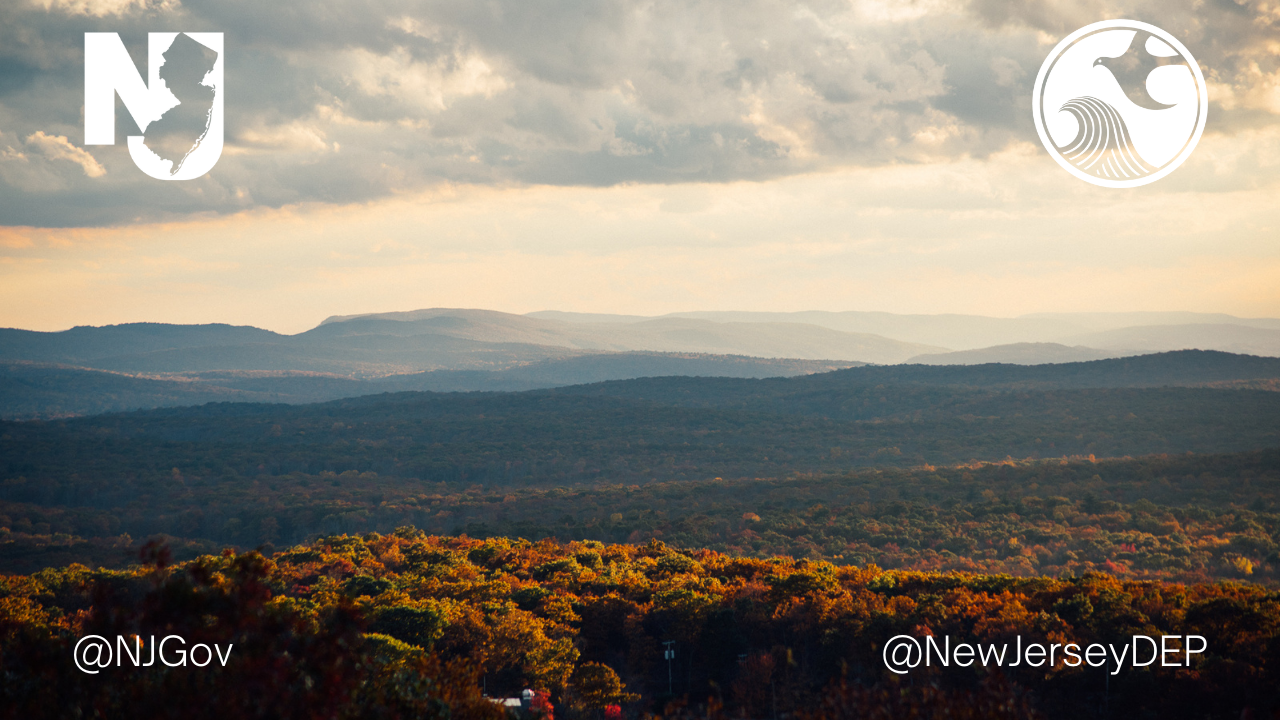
[3,530,1280,719]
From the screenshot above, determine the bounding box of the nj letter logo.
[85,33,223,180]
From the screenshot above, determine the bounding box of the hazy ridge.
[5,307,1280,418]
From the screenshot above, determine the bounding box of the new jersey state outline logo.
[85,32,223,180]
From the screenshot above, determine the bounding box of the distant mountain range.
[0,308,939,374]
[530,310,1280,351]
[906,343,1135,366]
[3,307,1279,418]
[316,309,945,363]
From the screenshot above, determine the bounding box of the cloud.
[0,0,1276,226]
[32,0,162,18]
[24,130,107,177]
[4,131,1278,333]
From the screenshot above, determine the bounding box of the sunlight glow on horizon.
[3,132,1279,334]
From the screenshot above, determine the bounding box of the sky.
[1,0,1277,333]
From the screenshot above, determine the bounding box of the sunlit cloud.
[1,0,1274,225]
[0,0,1276,328]
[24,131,107,178]
[2,123,1277,332]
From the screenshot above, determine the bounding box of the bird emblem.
[1034,20,1207,187]
[1092,31,1188,111]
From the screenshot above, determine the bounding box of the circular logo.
[1032,20,1207,188]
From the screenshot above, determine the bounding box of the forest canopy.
[3,354,1279,717]
[3,532,1278,719]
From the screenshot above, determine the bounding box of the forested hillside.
[3,450,1278,581]
[4,533,1278,719]
[4,371,1278,489]
[4,352,1279,572]
[3,347,1280,719]
[0,353,862,420]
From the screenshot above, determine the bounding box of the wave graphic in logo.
[1056,97,1156,180]
[1032,21,1207,188]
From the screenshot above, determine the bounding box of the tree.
[569,662,639,713]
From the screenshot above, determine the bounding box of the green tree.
[568,662,639,712]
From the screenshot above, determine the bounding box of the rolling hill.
[1067,323,1280,357]
[4,350,1279,492]
[5,309,1280,420]
[0,353,863,419]
[319,309,943,362]
[906,343,1135,365]
[534,310,1280,354]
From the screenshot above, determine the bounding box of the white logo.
[1032,20,1207,188]
[85,32,223,180]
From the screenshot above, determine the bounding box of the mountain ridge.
[0,352,864,419]
[4,348,1279,420]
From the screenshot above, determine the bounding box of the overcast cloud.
[0,0,1276,226]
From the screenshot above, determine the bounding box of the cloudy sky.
[1,0,1277,332]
